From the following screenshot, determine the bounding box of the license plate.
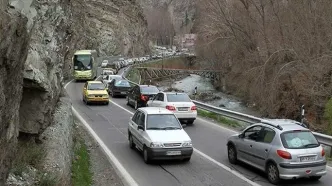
[300,156,315,162]
[121,92,126,94]
[178,107,188,111]
[166,151,181,156]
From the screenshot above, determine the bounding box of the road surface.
[65,68,332,186]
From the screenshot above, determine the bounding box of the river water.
[158,74,261,117]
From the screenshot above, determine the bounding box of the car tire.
[267,162,280,185]
[183,157,191,162]
[143,147,151,164]
[129,134,135,149]
[310,176,322,181]
[105,101,109,105]
[111,91,115,98]
[134,101,138,110]
[227,144,238,164]
[126,96,130,106]
[187,120,194,125]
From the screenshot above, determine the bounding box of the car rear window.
[280,130,319,149]
[88,83,105,90]
[146,114,181,130]
[115,80,130,87]
[167,94,191,102]
[140,86,159,94]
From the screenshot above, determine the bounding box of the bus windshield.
[74,55,92,70]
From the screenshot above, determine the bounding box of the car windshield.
[141,86,159,94]
[115,80,130,87]
[280,130,319,149]
[88,83,105,90]
[146,114,182,130]
[167,93,191,102]
[74,55,92,70]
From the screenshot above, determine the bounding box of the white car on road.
[147,92,197,124]
[102,75,123,86]
[101,60,108,67]
[128,107,193,164]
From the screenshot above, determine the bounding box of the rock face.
[0,0,29,183]
[1,0,149,182]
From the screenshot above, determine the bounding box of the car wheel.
[227,144,238,164]
[187,120,194,125]
[310,176,322,181]
[126,96,130,106]
[267,162,280,185]
[183,157,191,162]
[82,96,85,103]
[143,147,151,164]
[134,101,138,110]
[129,134,135,149]
[111,91,115,98]
[105,101,109,105]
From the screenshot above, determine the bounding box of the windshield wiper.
[146,127,163,130]
[303,143,319,148]
[160,127,181,130]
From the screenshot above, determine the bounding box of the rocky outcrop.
[1,0,150,182]
[0,0,29,183]
[39,94,73,185]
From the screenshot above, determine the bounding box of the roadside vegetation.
[195,0,332,134]
[197,109,242,129]
[72,129,93,186]
[10,138,58,186]
[126,67,141,84]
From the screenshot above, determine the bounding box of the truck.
[72,50,98,81]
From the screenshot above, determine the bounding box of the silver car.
[227,119,327,184]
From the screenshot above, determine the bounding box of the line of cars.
[81,66,328,185]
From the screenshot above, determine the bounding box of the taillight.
[140,95,147,101]
[322,147,325,157]
[191,105,197,110]
[166,105,176,111]
[277,150,292,159]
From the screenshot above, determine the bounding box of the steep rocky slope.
[1,0,149,183]
[139,0,196,35]
[0,1,29,183]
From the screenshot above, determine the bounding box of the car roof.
[258,119,309,132]
[138,107,174,115]
[139,85,157,87]
[87,81,103,84]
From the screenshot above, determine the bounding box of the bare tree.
[196,0,332,131]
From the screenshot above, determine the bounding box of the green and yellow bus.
[72,50,98,81]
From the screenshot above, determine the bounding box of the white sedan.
[147,92,197,124]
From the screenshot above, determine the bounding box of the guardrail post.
[301,105,305,124]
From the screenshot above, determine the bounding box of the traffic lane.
[110,97,332,186]
[66,82,253,186]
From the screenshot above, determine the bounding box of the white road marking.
[109,99,261,186]
[64,81,139,186]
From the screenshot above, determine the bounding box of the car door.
[250,127,276,170]
[136,112,146,149]
[149,93,162,107]
[130,111,142,148]
[83,82,88,98]
[156,93,165,107]
[236,125,263,163]
[127,86,136,103]
[108,79,115,94]
[133,86,140,102]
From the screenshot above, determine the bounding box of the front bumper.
[148,147,193,160]
[278,161,327,179]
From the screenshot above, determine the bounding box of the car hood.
[87,90,108,95]
[146,129,191,143]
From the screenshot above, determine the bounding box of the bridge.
[134,67,222,84]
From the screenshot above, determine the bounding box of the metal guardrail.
[122,64,332,154]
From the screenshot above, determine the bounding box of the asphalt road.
[65,68,332,186]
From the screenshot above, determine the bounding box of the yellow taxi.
[82,81,109,105]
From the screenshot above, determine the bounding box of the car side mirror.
[182,124,187,128]
[137,125,144,131]
[238,133,244,138]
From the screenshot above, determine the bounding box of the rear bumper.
[86,97,109,102]
[148,147,193,160]
[278,161,327,179]
[174,112,197,120]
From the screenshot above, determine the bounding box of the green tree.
[324,99,332,135]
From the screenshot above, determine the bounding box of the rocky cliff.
[1,0,149,182]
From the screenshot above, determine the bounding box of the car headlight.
[150,142,164,148]
[88,94,94,97]
[103,94,109,98]
[182,141,193,147]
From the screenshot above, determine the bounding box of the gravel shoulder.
[74,119,124,186]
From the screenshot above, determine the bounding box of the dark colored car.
[108,79,131,97]
[126,85,159,109]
